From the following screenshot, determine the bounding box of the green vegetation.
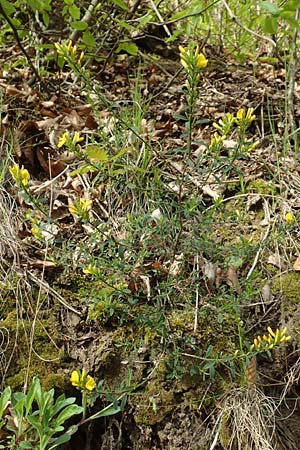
[0,0,299,448]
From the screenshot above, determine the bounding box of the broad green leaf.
[281,0,300,11]
[261,15,278,34]
[260,1,280,16]
[55,404,83,426]
[116,42,139,56]
[86,146,109,162]
[27,0,43,11]
[1,0,16,15]
[69,5,81,20]
[279,10,298,27]
[71,20,88,31]
[83,31,96,47]
[27,415,42,431]
[110,0,129,11]
[25,379,38,415]
[30,377,42,411]
[52,396,75,416]
[0,387,11,417]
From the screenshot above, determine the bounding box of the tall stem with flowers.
[179,44,208,158]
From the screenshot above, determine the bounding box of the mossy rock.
[273,272,300,341]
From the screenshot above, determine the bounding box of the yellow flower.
[68,202,77,216]
[58,131,84,148]
[70,370,81,387]
[236,107,256,122]
[85,375,96,391]
[251,327,291,353]
[54,42,63,54]
[72,131,84,145]
[83,264,101,276]
[179,45,207,71]
[79,198,92,211]
[70,369,96,391]
[9,164,30,187]
[69,198,92,218]
[195,52,208,68]
[57,132,70,148]
[285,212,294,223]
[78,51,85,65]
[246,107,256,121]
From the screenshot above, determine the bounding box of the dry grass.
[211,386,277,450]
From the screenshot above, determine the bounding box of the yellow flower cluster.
[69,198,92,218]
[179,45,208,70]
[83,264,102,276]
[236,107,256,122]
[70,369,96,391]
[213,108,256,137]
[9,164,30,188]
[250,327,291,352]
[213,112,235,135]
[57,131,84,148]
[55,40,84,65]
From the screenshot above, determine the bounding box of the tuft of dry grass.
[211,386,277,450]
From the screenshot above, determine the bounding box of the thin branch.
[221,0,276,47]
[0,1,41,81]
[70,0,100,42]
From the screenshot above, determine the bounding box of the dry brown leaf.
[267,253,283,269]
[225,266,242,294]
[243,356,257,384]
[28,259,56,269]
[293,256,300,271]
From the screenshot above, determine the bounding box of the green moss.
[273,272,300,341]
[273,272,300,306]
[246,178,275,195]
[134,382,175,425]
[0,308,64,391]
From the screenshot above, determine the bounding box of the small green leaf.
[70,164,95,176]
[52,396,76,417]
[0,387,11,417]
[86,402,122,421]
[55,404,83,426]
[115,19,134,30]
[169,8,189,21]
[18,442,34,449]
[261,15,278,34]
[82,31,96,47]
[115,42,139,56]
[260,1,280,16]
[110,0,129,11]
[42,12,49,27]
[85,146,109,162]
[71,20,88,30]
[69,5,81,19]
[48,425,79,450]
